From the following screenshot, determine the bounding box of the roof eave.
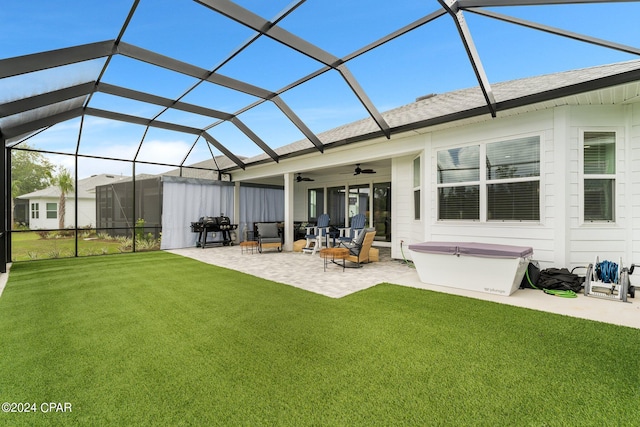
[221,66,640,173]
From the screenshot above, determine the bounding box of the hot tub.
[408,242,533,296]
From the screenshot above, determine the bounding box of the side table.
[319,247,349,272]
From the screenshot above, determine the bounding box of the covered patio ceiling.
[2,0,640,177]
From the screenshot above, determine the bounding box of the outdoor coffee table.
[319,247,349,272]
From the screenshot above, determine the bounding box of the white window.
[31,202,39,219]
[582,131,616,222]
[437,145,480,220]
[46,202,57,219]
[308,188,323,222]
[437,136,540,221]
[413,156,421,220]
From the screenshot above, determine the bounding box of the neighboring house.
[17,174,126,229]
[225,59,640,272]
[93,156,284,249]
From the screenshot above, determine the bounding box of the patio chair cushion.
[260,237,281,244]
[343,227,373,256]
[256,222,279,238]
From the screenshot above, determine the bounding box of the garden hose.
[400,241,415,268]
[596,260,618,283]
[543,289,577,298]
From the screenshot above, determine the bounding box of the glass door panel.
[327,186,345,227]
[348,184,370,224]
[373,182,391,242]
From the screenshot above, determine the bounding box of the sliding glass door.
[314,182,391,242]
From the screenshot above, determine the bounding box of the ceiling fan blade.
[296,173,314,182]
[354,164,376,175]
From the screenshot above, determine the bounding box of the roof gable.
[17,173,126,200]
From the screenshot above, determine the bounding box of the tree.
[10,146,55,227]
[54,167,74,230]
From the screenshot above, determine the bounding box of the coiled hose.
[525,268,577,298]
[596,260,618,284]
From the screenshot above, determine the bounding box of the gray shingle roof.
[17,173,126,199]
[236,59,640,168]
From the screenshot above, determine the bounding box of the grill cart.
[190,215,238,248]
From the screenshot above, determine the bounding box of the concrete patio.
[169,245,640,330]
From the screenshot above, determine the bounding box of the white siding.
[632,103,640,276]
[425,111,557,265]
[391,154,421,260]
[27,196,94,229]
[390,103,640,271]
[567,106,629,270]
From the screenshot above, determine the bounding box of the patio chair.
[256,222,282,253]
[303,213,330,255]
[339,228,376,267]
[338,213,366,244]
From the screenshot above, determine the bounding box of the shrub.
[118,237,133,253]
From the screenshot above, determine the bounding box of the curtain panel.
[160,177,234,250]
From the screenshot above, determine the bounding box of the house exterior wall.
[566,106,630,269]
[394,103,639,284]
[26,196,94,229]
[632,103,640,264]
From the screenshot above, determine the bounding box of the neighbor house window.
[413,156,421,220]
[46,203,57,219]
[583,131,616,222]
[31,202,39,219]
[437,136,540,221]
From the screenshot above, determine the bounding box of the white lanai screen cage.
[1,0,640,268]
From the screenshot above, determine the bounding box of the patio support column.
[283,172,294,252]
[233,181,241,242]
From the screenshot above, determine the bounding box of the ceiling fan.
[354,164,376,175]
[296,173,314,182]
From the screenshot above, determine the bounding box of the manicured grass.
[0,252,639,426]
[11,232,123,261]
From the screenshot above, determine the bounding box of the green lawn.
[0,252,639,426]
[11,232,132,261]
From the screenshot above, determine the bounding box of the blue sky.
[2,0,640,178]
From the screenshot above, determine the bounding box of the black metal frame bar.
[3,0,637,170]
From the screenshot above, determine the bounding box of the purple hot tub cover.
[408,241,533,259]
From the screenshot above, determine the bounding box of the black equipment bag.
[520,261,541,289]
[536,268,584,292]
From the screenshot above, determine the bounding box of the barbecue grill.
[191,215,238,248]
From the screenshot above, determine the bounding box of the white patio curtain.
[160,177,234,249]
[238,185,284,241]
